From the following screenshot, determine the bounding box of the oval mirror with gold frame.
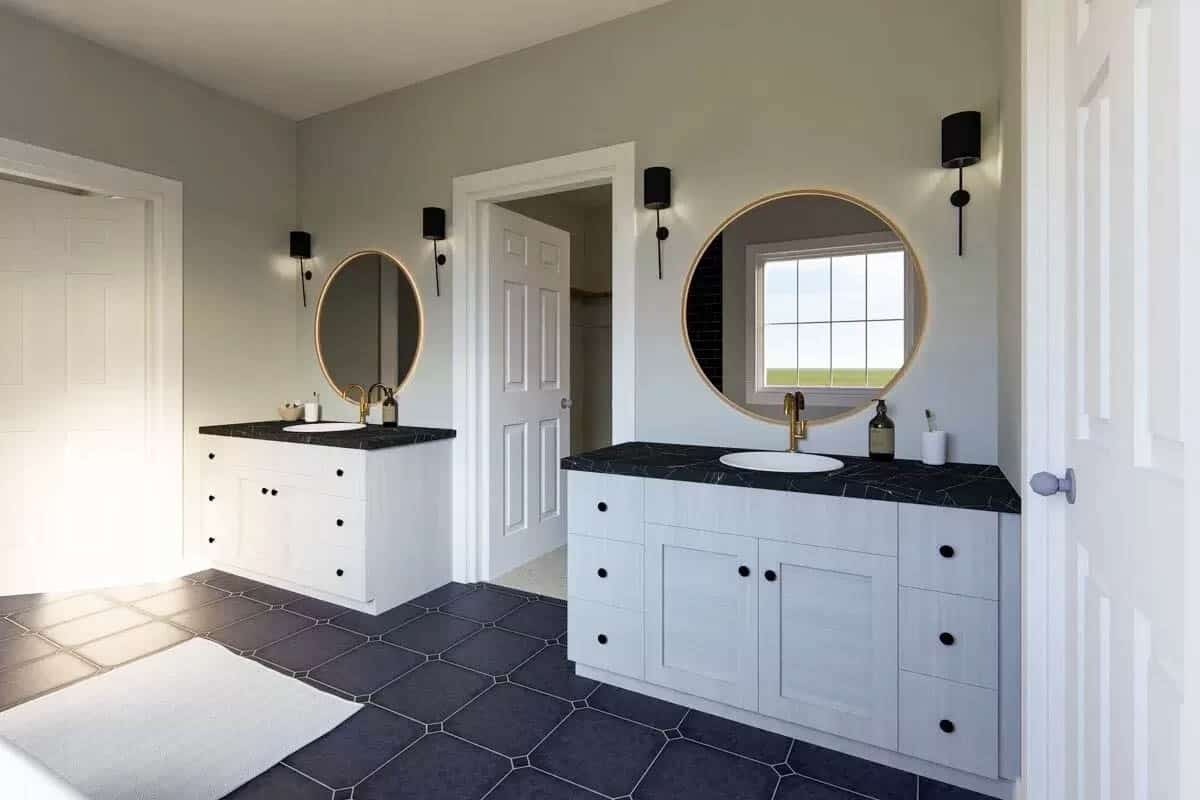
[316,250,424,405]
[682,190,928,426]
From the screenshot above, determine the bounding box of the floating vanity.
[198,421,454,614]
[563,441,1020,797]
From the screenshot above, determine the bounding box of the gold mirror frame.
[315,249,425,406]
[681,189,930,428]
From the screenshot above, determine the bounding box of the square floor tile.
[441,587,527,622]
[446,683,570,756]
[102,578,189,603]
[204,572,266,593]
[372,660,492,723]
[285,704,423,789]
[355,732,509,800]
[169,595,269,634]
[0,651,95,709]
[0,618,26,642]
[333,603,424,636]
[917,777,994,800]
[588,684,688,730]
[208,610,312,652]
[308,641,423,696]
[384,612,481,654]
[774,775,863,800]
[133,584,228,616]
[443,628,543,675]
[486,768,604,800]
[497,601,567,639]
[0,635,57,671]
[680,710,791,764]
[409,582,476,609]
[256,625,366,672]
[285,596,352,621]
[531,709,664,797]
[510,646,598,701]
[11,593,114,630]
[42,606,152,647]
[224,763,330,799]
[635,739,779,800]
[74,621,192,667]
[787,740,917,800]
[243,583,304,605]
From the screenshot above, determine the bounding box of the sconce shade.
[423,207,447,241]
[289,230,311,259]
[644,166,672,210]
[941,111,981,169]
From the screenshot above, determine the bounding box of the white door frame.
[0,136,184,576]
[451,142,636,582]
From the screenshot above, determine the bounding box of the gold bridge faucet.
[783,391,807,452]
[344,384,369,425]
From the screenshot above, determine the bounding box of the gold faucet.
[783,390,807,452]
[344,384,369,424]
[367,383,389,405]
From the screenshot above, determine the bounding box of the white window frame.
[744,231,917,408]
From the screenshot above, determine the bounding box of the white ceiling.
[2,0,672,119]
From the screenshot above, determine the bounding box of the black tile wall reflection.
[0,573,997,800]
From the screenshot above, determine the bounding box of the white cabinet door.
[644,524,758,710]
[758,540,898,749]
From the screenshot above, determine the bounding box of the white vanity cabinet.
[566,470,1020,796]
[198,433,451,614]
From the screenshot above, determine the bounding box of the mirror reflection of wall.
[317,251,421,399]
[685,193,926,424]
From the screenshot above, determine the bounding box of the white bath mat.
[0,637,360,800]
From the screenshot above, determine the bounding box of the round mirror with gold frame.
[316,250,423,405]
[682,190,927,426]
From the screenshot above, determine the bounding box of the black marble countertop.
[198,421,456,451]
[561,441,1021,514]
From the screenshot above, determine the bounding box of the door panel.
[487,205,571,578]
[645,524,757,709]
[759,539,898,749]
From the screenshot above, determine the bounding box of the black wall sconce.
[941,111,981,257]
[644,166,671,280]
[290,230,312,306]
[422,207,447,297]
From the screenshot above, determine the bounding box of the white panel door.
[0,180,147,594]
[1040,1,1196,798]
[486,204,570,579]
[644,523,758,710]
[758,539,898,749]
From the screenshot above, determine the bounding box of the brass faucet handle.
[794,390,806,411]
[783,393,795,419]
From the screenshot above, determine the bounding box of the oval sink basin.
[282,422,366,433]
[719,451,844,474]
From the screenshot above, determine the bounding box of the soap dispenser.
[381,388,398,428]
[868,399,895,461]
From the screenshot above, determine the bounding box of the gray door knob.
[561,398,573,410]
[1029,468,1076,504]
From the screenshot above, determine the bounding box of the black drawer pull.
[208,537,215,544]
[597,634,608,645]
[939,632,956,646]
[208,495,215,502]
[208,453,215,460]
[764,570,777,582]
[336,468,344,477]
[939,545,956,558]
[336,519,344,527]
[270,489,278,496]
[596,568,607,578]
[738,565,750,577]
[261,487,268,495]
[336,568,344,577]
[597,501,607,512]
[939,719,955,734]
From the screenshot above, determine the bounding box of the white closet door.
[485,204,571,579]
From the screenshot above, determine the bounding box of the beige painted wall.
[997,0,1023,484]
[299,0,1006,463]
[0,7,298,561]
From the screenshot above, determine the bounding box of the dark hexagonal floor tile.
[680,710,791,764]
[531,709,664,797]
[633,739,778,800]
[787,740,917,800]
[588,684,687,730]
[383,612,481,654]
[355,732,509,800]
[445,683,570,756]
[442,628,543,676]
[486,767,604,799]
[509,645,597,701]
[307,641,423,696]
[207,610,313,652]
[441,587,527,622]
[284,704,423,789]
[496,601,567,639]
[372,660,492,723]
[255,624,366,672]
[332,604,425,637]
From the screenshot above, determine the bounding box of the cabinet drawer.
[199,435,366,499]
[899,506,998,599]
[568,534,643,611]
[567,598,643,679]
[900,588,998,689]
[567,472,644,543]
[899,671,998,778]
[200,472,236,560]
[290,542,368,602]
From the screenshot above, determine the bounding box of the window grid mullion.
[864,253,869,385]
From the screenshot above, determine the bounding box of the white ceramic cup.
[922,430,947,466]
[304,401,321,423]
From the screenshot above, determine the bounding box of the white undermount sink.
[719,450,844,473]
[282,422,366,433]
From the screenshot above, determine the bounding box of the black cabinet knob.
[597,634,608,645]
[336,519,344,527]
[208,453,215,460]
[597,568,608,578]
[738,565,750,577]
[939,545,956,558]
[336,568,344,577]
[336,468,344,477]
[208,537,215,544]
[261,487,268,495]
[764,570,778,582]
[270,489,278,496]
[939,632,956,646]
[597,501,607,512]
[208,495,215,502]
[939,719,955,734]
